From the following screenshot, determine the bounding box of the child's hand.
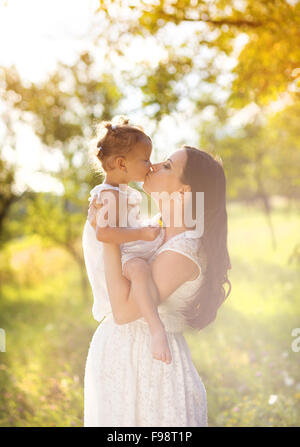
[87,204,97,229]
[140,226,161,241]
[89,194,103,209]
[87,196,102,229]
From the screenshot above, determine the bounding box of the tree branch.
[145,10,264,28]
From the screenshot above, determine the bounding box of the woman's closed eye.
[163,163,171,169]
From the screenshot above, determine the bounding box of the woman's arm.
[102,242,199,325]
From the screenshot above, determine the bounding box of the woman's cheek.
[155,180,168,195]
[150,178,159,194]
[158,173,169,193]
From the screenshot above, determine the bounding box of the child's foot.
[151,327,172,364]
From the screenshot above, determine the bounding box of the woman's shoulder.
[152,230,206,274]
[149,231,205,305]
[160,230,202,255]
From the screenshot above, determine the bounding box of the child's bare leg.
[123,258,172,364]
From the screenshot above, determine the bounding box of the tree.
[98,0,300,107]
[0,106,21,245]
[199,101,300,248]
[0,52,123,299]
[95,0,300,217]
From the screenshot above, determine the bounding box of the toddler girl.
[82,116,172,364]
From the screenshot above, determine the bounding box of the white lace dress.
[83,213,208,427]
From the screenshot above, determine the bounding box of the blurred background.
[0,0,299,427]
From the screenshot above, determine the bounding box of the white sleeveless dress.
[83,210,208,426]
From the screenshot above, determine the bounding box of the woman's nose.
[151,163,161,173]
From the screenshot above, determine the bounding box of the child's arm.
[88,191,160,244]
[96,225,160,244]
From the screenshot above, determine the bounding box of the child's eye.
[163,163,170,169]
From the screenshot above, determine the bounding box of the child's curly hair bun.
[97,115,132,137]
[88,115,151,174]
[112,115,130,126]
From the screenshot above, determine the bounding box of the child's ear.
[115,156,127,172]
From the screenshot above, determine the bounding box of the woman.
[84,145,231,427]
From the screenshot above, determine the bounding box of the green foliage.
[141,54,193,120]
[0,51,124,298]
[99,0,300,106]
[0,155,17,244]
[198,100,300,203]
[94,0,300,205]
[0,50,122,250]
[1,53,123,145]
[230,1,300,107]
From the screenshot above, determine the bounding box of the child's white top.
[88,182,143,227]
[82,182,163,322]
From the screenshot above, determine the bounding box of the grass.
[0,202,300,426]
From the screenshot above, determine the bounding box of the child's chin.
[133,179,145,186]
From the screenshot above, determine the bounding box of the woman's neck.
[160,208,188,242]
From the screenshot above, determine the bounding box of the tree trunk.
[255,165,277,250]
[65,244,90,302]
[260,192,277,250]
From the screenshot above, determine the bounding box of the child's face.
[126,140,153,182]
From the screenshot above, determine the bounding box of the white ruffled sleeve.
[88,183,121,205]
[149,231,206,283]
[82,184,120,322]
[82,220,113,322]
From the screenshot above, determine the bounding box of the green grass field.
[0,202,300,426]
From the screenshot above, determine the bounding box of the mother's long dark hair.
[181,146,232,331]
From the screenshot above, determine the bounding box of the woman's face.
[143,149,188,195]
